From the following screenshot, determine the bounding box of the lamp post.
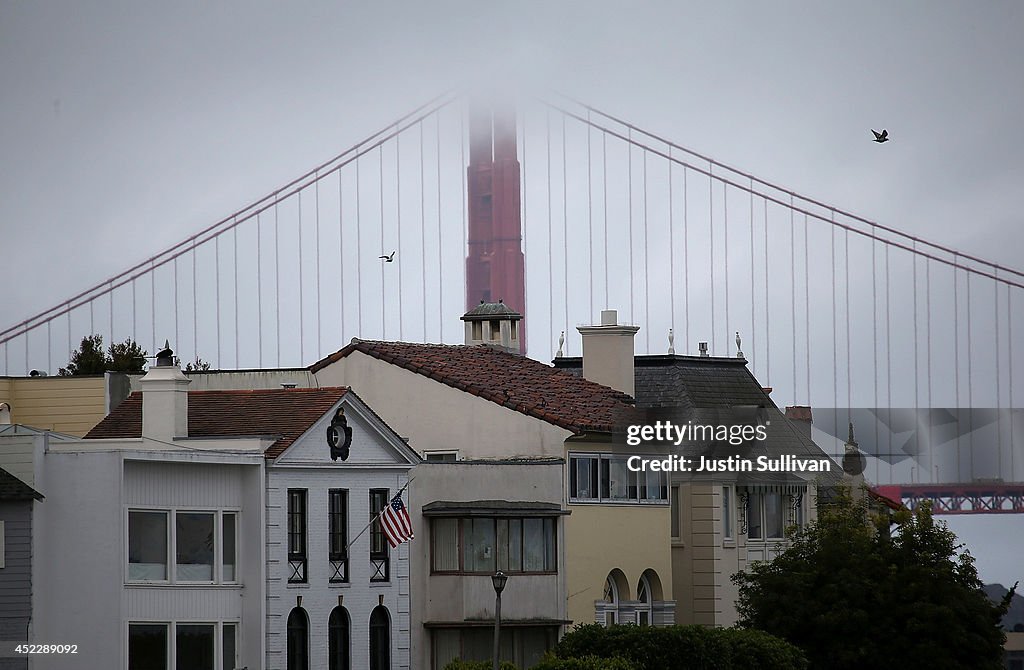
[491,571,508,670]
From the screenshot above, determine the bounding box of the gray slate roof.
[0,467,43,501]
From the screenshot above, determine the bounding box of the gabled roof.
[84,387,349,458]
[310,341,636,433]
[0,467,43,501]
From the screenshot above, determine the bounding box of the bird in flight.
[379,251,396,262]
[872,129,889,143]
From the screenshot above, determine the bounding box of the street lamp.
[492,571,508,670]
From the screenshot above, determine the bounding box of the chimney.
[139,342,191,442]
[577,309,639,397]
[784,406,813,441]
[461,300,522,354]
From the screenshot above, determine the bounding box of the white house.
[0,352,418,670]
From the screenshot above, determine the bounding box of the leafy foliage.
[184,356,212,372]
[59,335,148,375]
[733,492,1015,669]
[550,624,806,669]
[442,660,517,670]
[532,654,639,669]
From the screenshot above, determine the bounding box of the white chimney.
[576,309,639,397]
[139,343,191,442]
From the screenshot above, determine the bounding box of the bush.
[533,654,640,669]
[443,660,518,670]
[551,624,807,670]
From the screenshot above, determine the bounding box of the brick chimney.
[139,343,191,442]
[577,309,639,397]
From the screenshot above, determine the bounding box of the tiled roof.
[84,388,348,459]
[0,467,43,501]
[310,341,636,433]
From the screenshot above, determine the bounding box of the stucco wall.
[410,461,568,670]
[314,352,572,459]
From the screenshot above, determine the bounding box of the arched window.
[328,606,350,670]
[369,606,390,670]
[636,574,652,626]
[287,607,309,670]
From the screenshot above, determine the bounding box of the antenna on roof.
[735,331,744,359]
[667,328,675,355]
[555,331,565,358]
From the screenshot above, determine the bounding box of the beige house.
[0,374,117,436]
[310,307,676,666]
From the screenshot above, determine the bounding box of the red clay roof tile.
[84,387,347,459]
[310,341,636,433]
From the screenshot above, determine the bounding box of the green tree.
[58,335,108,375]
[59,335,147,375]
[107,338,148,372]
[184,356,212,372]
[733,492,1015,669]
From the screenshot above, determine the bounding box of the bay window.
[569,453,668,504]
[432,516,556,574]
[127,509,238,584]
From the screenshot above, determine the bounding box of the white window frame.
[423,450,459,462]
[125,506,240,585]
[568,452,669,505]
[127,620,238,670]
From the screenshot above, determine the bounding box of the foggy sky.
[2,1,1022,585]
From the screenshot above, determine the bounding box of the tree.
[184,356,212,372]
[59,335,108,375]
[733,491,1015,669]
[59,335,147,375]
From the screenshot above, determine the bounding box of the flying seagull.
[379,251,396,262]
[872,129,889,143]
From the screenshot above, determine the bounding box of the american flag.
[380,493,414,548]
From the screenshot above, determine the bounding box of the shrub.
[551,624,807,670]
[443,659,518,670]
[533,654,640,669]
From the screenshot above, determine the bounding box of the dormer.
[461,300,523,353]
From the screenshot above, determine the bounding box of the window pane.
[670,486,680,538]
[432,630,460,670]
[329,490,348,560]
[543,518,556,570]
[576,457,593,499]
[765,492,785,538]
[722,487,732,539]
[507,519,522,572]
[432,519,459,571]
[369,607,390,670]
[496,519,509,571]
[175,624,214,670]
[223,513,236,582]
[129,511,167,581]
[747,493,763,539]
[176,512,215,581]
[288,490,307,557]
[463,518,495,573]
[605,457,631,501]
[129,623,167,670]
[523,518,545,571]
[627,468,638,500]
[223,624,236,670]
[370,490,388,557]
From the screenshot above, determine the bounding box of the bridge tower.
[465,102,527,353]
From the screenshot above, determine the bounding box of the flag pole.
[346,477,415,549]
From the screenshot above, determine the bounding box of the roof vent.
[281,382,298,389]
[698,341,709,357]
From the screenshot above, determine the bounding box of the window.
[328,489,348,583]
[743,490,792,541]
[369,606,390,670]
[510,321,518,340]
[722,486,733,539]
[636,574,652,626]
[128,510,236,584]
[369,489,389,582]
[424,451,458,462]
[569,454,668,504]
[222,624,236,670]
[489,320,501,340]
[288,490,307,584]
[471,321,482,341]
[176,624,215,670]
[328,607,350,670]
[129,623,167,670]
[129,511,168,580]
[602,575,619,626]
[432,626,557,669]
[128,622,235,670]
[431,517,556,574]
[670,486,681,540]
[176,513,214,581]
[287,608,309,670]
